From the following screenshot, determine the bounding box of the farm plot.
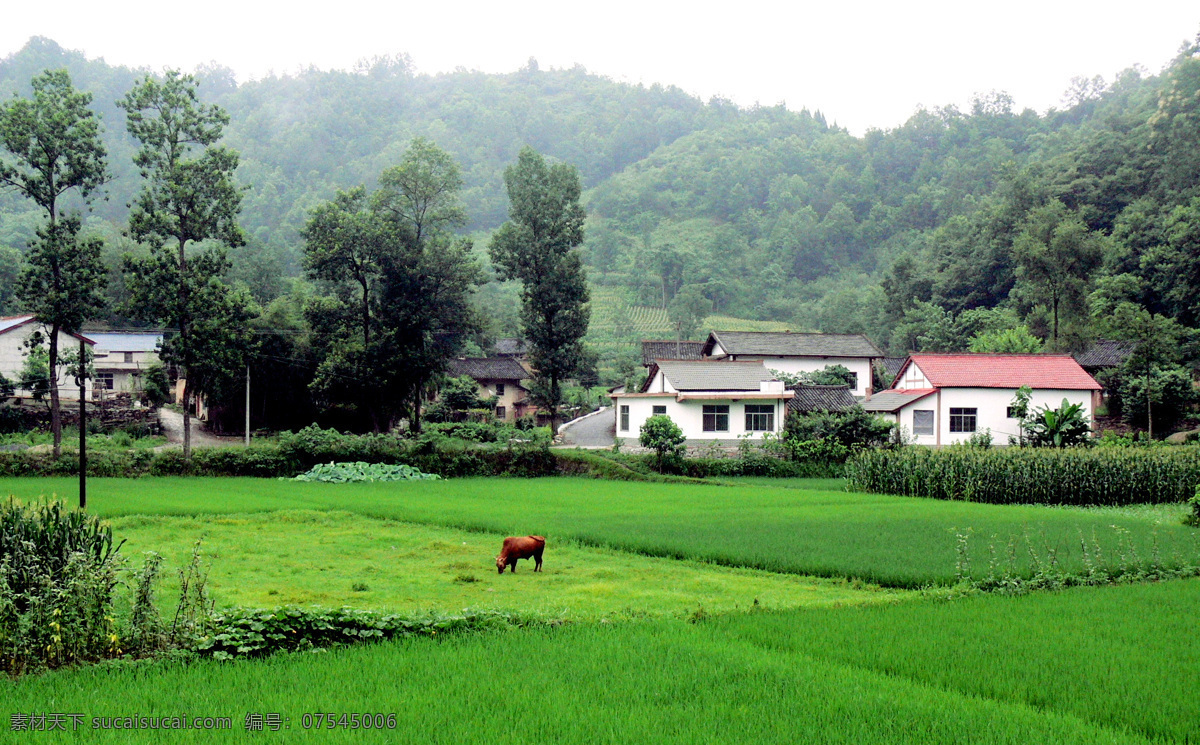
[7,476,1195,588]
[8,581,1194,744]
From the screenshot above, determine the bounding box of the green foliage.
[783,405,895,449]
[638,415,686,472]
[196,607,526,660]
[965,429,994,449]
[489,147,589,429]
[437,375,494,413]
[846,445,1200,505]
[1118,364,1196,434]
[141,362,172,407]
[17,342,50,402]
[968,326,1043,353]
[1025,398,1091,447]
[293,462,440,483]
[0,498,123,673]
[1185,485,1200,527]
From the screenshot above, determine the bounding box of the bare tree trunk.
[49,324,62,457]
[182,377,192,459]
[1146,363,1153,440]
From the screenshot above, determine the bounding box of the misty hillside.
[2,34,1199,360]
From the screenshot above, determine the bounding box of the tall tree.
[489,147,590,432]
[303,139,481,432]
[1012,201,1104,350]
[1108,303,1183,439]
[0,69,108,456]
[119,70,246,457]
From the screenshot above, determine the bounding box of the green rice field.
[3,476,1199,743]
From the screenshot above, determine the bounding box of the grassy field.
[6,476,1197,587]
[109,510,895,619]
[5,580,1195,743]
[3,475,1198,743]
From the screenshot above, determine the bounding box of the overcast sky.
[3,1,1198,134]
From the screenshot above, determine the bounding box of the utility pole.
[78,335,86,510]
[244,364,250,447]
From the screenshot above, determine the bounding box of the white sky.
[3,1,1199,134]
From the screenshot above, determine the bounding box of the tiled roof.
[447,357,529,381]
[88,332,163,353]
[905,354,1102,390]
[861,389,937,413]
[491,338,529,357]
[650,360,775,392]
[0,315,34,335]
[641,340,705,366]
[787,385,857,413]
[880,357,907,382]
[704,331,883,359]
[1074,339,1136,369]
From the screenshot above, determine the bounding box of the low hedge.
[845,445,1200,505]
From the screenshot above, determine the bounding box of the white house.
[700,331,883,397]
[862,353,1103,446]
[87,331,163,397]
[611,360,793,447]
[0,314,96,400]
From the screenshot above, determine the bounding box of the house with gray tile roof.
[640,340,705,366]
[445,357,534,422]
[701,330,884,398]
[787,385,857,414]
[610,360,793,448]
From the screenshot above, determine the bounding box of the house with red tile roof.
[861,353,1102,446]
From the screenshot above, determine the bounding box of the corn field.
[845,445,1200,505]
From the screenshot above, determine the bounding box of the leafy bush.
[846,445,1200,505]
[784,406,895,449]
[294,462,441,483]
[196,607,536,660]
[0,498,125,674]
[1025,399,1090,447]
[1185,485,1200,527]
[639,415,685,472]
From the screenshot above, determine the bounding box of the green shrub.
[846,446,1200,505]
[196,607,535,660]
[1185,486,1200,527]
[0,498,124,674]
[639,415,686,472]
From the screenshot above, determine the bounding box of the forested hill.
[2,34,1200,361]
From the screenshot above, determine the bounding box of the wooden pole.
[78,335,86,511]
[244,364,250,447]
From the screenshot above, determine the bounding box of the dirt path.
[157,407,241,448]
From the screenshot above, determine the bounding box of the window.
[123,352,133,363]
[846,372,858,390]
[912,409,934,436]
[949,407,977,433]
[94,373,114,391]
[495,406,506,420]
[702,404,729,432]
[1006,406,1021,419]
[652,405,667,416]
[496,383,505,396]
[744,404,774,432]
[619,405,630,432]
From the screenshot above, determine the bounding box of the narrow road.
[558,407,615,448]
[157,407,240,448]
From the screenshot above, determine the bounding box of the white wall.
[0,325,94,400]
[899,387,1094,446]
[895,361,931,390]
[615,395,786,442]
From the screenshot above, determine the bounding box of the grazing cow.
[496,535,545,574]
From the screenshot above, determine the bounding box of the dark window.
[744,404,774,432]
[123,352,133,363]
[652,405,667,416]
[619,405,629,432]
[95,372,114,390]
[846,372,858,390]
[949,408,977,433]
[702,404,729,432]
[496,383,505,396]
[1006,406,1021,419]
[912,409,934,436]
[495,406,506,420]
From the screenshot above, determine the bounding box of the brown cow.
[496,535,545,574]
